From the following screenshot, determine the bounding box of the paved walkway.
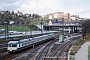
[75,42,90,60]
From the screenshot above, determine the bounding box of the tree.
[82,19,90,39]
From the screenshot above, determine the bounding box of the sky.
[0,0,90,18]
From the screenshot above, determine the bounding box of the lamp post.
[46,20,48,33]
[62,17,64,36]
[41,19,43,34]
[30,17,33,37]
[4,21,8,40]
[39,18,43,34]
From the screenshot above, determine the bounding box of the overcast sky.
[0,0,90,18]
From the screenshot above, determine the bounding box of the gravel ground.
[75,42,90,60]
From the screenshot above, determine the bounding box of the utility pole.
[62,17,64,42]
[30,17,33,38]
[41,19,43,34]
[39,18,43,34]
[4,21,8,41]
[62,17,64,36]
[59,16,64,42]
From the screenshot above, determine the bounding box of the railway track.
[42,41,71,60]
[0,43,8,60]
[34,38,58,60]
[0,35,58,60]
[11,34,60,60]
[51,41,73,60]
[0,33,81,60]
[42,35,81,60]
[0,52,11,60]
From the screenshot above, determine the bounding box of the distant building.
[48,13,53,19]
[24,13,29,17]
[9,21,14,25]
[70,15,79,20]
[53,12,64,19]
[63,13,70,19]
[0,10,4,14]
[49,20,76,25]
[48,12,64,19]
[47,12,81,21]
[16,11,23,16]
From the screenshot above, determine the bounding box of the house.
[24,13,29,17]
[63,12,70,19]
[48,12,64,19]
[16,11,23,16]
[48,13,53,19]
[53,12,64,19]
[70,15,78,20]
[0,10,4,15]
[9,21,14,25]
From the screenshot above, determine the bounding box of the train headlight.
[10,50,12,52]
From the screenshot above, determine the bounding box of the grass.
[88,45,90,60]
[0,25,31,32]
[71,57,75,60]
[73,38,84,46]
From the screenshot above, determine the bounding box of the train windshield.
[8,44,12,47]
[12,44,17,47]
[8,44,17,47]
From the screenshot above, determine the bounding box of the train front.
[7,41,19,53]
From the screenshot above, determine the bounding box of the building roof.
[70,15,77,17]
[50,20,76,24]
[54,12,64,14]
[49,13,53,16]
[51,20,63,24]
[17,11,22,14]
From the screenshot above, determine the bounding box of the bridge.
[43,24,82,33]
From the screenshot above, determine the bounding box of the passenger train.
[7,33,54,53]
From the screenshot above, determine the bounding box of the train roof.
[34,36,41,39]
[43,35,47,36]
[38,36,43,38]
[19,39,29,43]
[8,41,19,44]
[48,34,53,35]
[28,38,34,40]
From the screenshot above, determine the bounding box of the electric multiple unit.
[7,33,54,53]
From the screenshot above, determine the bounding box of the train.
[7,33,54,53]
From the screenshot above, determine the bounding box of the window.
[28,42,29,44]
[22,44,23,46]
[12,44,17,47]
[25,43,27,45]
[8,44,11,47]
[19,44,20,47]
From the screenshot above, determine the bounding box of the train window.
[12,44,17,47]
[8,44,11,47]
[22,44,23,46]
[20,44,22,47]
[25,43,27,45]
[28,42,29,44]
[19,44,20,47]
